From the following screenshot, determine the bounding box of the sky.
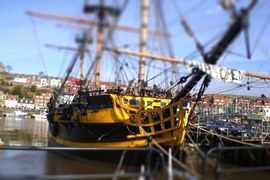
[0,0,270,97]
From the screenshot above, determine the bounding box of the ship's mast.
[77,31,89,80]
[138,0,149,83]
[77,0,89,80]
[94,0,104,87]
[84,0,120,87]
[85,0,105,87]
[79,48,84,80]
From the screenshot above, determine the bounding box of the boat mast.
[138,0,149,83]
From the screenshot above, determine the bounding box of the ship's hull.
[48,121,182,148]
[47,94,189,148]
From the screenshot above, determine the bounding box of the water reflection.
[0,117,138,178]
[0,116,48,146]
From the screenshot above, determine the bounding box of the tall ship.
[27,0,269,148]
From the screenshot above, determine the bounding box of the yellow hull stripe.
[49,133,179,148]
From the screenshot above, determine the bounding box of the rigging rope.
[30,17,48,76]
[251,14,270,56]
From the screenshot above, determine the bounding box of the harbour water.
[0,117,134,178]
[1,116,270,179]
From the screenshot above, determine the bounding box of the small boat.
[14,110,27,119]
[33,112,47,121]
[3,112,15,118]
[3,110,28,120]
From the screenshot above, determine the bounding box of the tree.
[6,65,12,72]
[0,62,5,73]
[29,85,41,95]
[13,85,25,98]
[30,85,37,93]
[261,94,267,99]
[39,71,45,76]
[261,94,267,105]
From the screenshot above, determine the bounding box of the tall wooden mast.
[94,0,105,87]
[79,50,84,80]
[77,31,88,80]
[84,0,120,87]
[139,0,149,83]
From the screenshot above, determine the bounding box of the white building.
[39,78,48,87]
[5,95,18,108]
[13,77,27,84]
[50,78,61,87]
[17,98,35,110]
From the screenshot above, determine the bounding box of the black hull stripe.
[49,122,163,143]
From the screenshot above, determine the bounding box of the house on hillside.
[13,76,27,84]
[27,75,40,86]
[39,77,49,87]
[50,78,61,87]
[34,92,52,109]
[17,98,35,110]
[5,95,18,108]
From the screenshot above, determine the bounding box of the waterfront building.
[4,95,18,108]
[34,92,52,109]
[17,98,35,110]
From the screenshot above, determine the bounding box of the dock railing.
[202,145,270,180]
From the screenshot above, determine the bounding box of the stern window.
[130,99,139,105]
[161,102,166,107]
[147,101,152,106]
[123,99,128,104]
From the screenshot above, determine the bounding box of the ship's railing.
[113,97,190,144]
[202,145,270,180]
[0,146,166,179]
